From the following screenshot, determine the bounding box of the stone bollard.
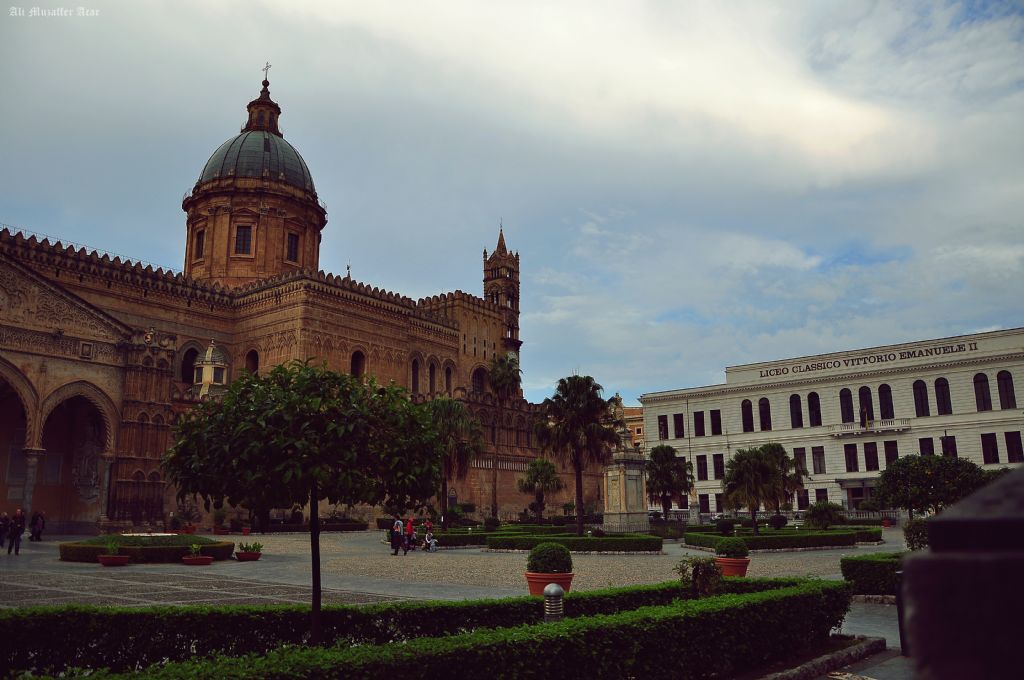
[543,583,565,623]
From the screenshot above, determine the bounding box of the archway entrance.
[0,377,28,510]
[40,396,107,532]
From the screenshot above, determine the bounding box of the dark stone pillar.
[903,466,1024,679]
[20,448,45,515]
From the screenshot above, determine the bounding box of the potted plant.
[212,508,230,535]
[97,537,130,567]
[235,541,263,562]
[714,537,750,577]
[525,542,574,595]
[181,543,214,566]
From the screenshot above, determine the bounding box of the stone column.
[20,448,45,515]
[97,453,115,522]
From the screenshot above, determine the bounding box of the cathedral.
[0,76,602,532]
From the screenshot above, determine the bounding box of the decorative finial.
[262,61,272,85]
[346,262,351,278]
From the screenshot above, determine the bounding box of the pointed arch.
[39,381,118,453]
[0,354,39,447]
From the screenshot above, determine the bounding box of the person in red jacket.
[404,516,415,555]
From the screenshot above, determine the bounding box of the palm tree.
[487,352,522,519]
[645,444,694,520]
[535,375,619,536]
[424,397,484,529]
[722,446,776,535]
[760,442,804,514]
[517,457,564,521]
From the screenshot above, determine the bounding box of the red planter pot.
[715,556,750,577]
[98,554,130,567]
[182,555,215,566]
[242,527,251,536]
[235,551,262,562]
[525,571,574,596]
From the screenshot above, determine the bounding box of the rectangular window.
[844,443,859,472]
[793,447,807,475]
[864,442,879,471]
[797,489,809,510]
[194,229,205,259]
[693,411,705,437]
[710,410,722,436]
[919,437,934,456]
[812,446,826,475]
[678,494,689,509]
[698,494,710,514]
[941,435,958,457]
[884,440,899,467]
[213,367,225,384]
[657,415,668,440]
[286,232,300,262]
[1006,431,1023,463]
[981,433,1000,464]
[815,488,829,503]
[696,455,708,481]
[234,225,252,254]
[712,454,724,480]
[672,413,685,439]
[714,493,723,513]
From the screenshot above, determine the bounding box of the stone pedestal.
[603,450,649,534]
[902,465,1024,678]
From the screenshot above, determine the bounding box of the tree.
[424,397,484,529]
[875,454,988,518]
[487,352,522,519]
[163,361,441,645]
[535,375,620,536]
[517,457,564,521]
[722,446,776,535]
[805,501,845,530]
[760,442,805,514]
[645,444,694,520]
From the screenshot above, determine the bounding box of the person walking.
[403,516,414,555]
[7,508,26,555]
[0,512,9,550]
[390,516,403,556]
[29,510,45,542]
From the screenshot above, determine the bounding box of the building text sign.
[757,341,981,379]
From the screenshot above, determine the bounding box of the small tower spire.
[495,226,507,255]
[242,66,283,136]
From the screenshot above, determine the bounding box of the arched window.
[445,366,453,393]
[789,394,803,429]
[472,367,487,393]
[858,386,874,426]
[974,373,992,411]
[350,351,365,378]
[807,392,821,427]
[180,347,199,383]
[411,359,420,394]
[245,350,259,375]
[839,388,855,423]
[429,363,437,393]
[878,384,894,420]
[913,380,930,417]
[997,370,1017,409]
[935,378,952,415]
[758,397,772,431]
[741,400,754,433]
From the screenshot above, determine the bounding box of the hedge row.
[840,552,905,595]
[88,580,851,679]
[684,528,880,551]
[59,541,235,563]
[1,577,806,675]
[487,535,662,552]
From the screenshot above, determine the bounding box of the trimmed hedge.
[59,536,234,563]
[840,552,905,595]
[684,527,881,551]
[487,534,662,552]
[84,580,851,679]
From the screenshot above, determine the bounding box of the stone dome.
[197,131,315,193]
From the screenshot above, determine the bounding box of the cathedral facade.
[0,78,601,532]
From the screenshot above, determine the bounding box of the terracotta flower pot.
[242,527,251,536]
[213,527,230,535]
[98,554,130,567]
[235,551,261,562]
[715,556,750,577]
[525,571,574,596]
[182,555,214,566]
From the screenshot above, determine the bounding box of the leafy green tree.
[424,397,484,529]
[805,501,845,529]
[722,446,776,534]
[760,443,805,514]
[163,361,441,645]
[488,352,522,518]
[876,454,988,518]
[645,445,694,520]
[517,457,564,521]
[535,375,620,536]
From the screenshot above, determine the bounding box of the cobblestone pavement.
[0,527,905,607]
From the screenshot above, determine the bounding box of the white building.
[639,327,1024,514]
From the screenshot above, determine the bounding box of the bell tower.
[483,228,522,353]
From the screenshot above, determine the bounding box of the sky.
[1,1,1022,405]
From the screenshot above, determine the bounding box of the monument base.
[602,511,650,534]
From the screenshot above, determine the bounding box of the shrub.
[840,552,904,595]
[768,514,788,530]
[237,542,263,553]
[715,537,749,558]
[805,501,845,530]
[674,557,721,597]
[857,499,881,513]
[59,536,233,563]
[684,528,877,551]
[904,519,929,551]
[716,519,736,535]
[460,503,476,514]
[487,535,662,552]
[589,527,606,537]
[483,516,501,532]
[526,542,573,573]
